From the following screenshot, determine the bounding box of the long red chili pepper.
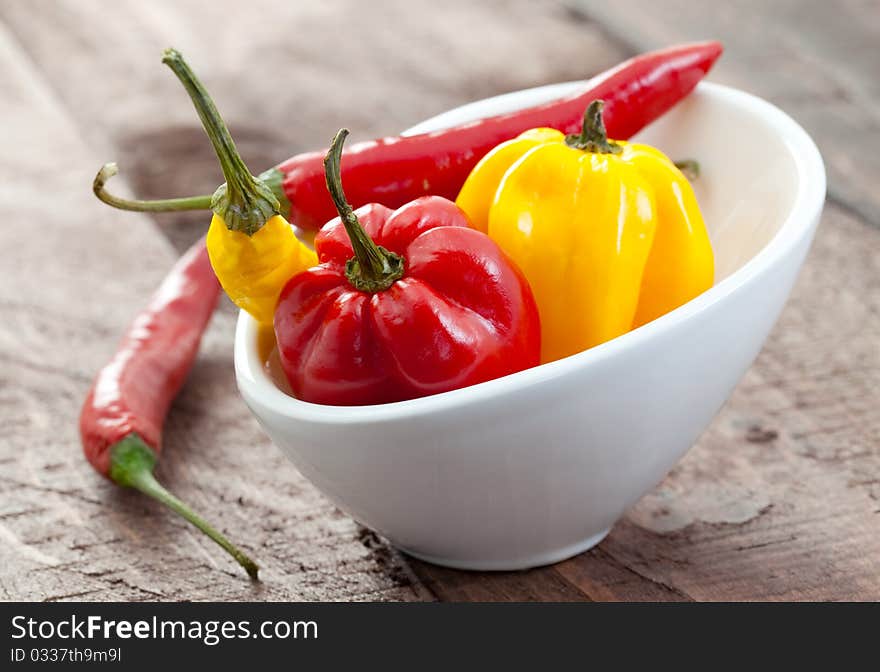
[92,42,722,232]
[79,238,259,579]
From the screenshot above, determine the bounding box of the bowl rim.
[234,80,826,425]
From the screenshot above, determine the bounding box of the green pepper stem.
[161,48,278,236]
[109,434,259,580]
[93,163,215,212]
[674,159,700,181]
[564,100,622,154]
[92,163,290,215]
[323,129,404,293]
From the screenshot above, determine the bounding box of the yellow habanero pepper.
[165,49,317,325]
[457,100,713,363]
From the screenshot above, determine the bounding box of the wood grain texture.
[421,0,880,602]
[0,14,425,600]
[0,0,622,601]
[570,0,880,227]
[417,200,880,601]
[1,0,877,601]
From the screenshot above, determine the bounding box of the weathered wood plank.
[410,560,588,602]
[570,0,880,228]
[0,9,428,602]
[416,2,880,600]
[2,0,878,601]
[0,0,629,601]
[518,0,880,600]
[415,202,880,601]
[0,0,627,253]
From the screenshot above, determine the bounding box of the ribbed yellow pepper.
[457,100,713,363]
[164,50,317,326]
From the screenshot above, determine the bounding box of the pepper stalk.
[156,48,279,236]
[109,434,259,580]
[92,163,287,217]
[564,100,701,180]
[91,50,291,234]
[564,99,623,154]
[323,129,404,293]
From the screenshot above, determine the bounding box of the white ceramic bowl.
[235,81,825,570]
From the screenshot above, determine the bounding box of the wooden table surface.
[1,0,877,602]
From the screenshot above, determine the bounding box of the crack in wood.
[0,476,103,506]
[42,589,102,602]
[590,548,695,602]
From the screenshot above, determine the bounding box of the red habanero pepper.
[79,238,259,579]
[273,129,540,406]
[93,42,722,232]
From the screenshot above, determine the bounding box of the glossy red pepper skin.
[80,238,219,475]
[274,197,541,406]
[278,42,722,231]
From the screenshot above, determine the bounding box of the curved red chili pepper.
[93,42,722,232]
[276,41,723,231]
[274,131,540,406]
[80,238,259,578]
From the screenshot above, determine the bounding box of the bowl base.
[397,528,611,572]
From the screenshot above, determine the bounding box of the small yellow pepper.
[164,49,317,326]
[457,100,713,363]
[206,213,316,325]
